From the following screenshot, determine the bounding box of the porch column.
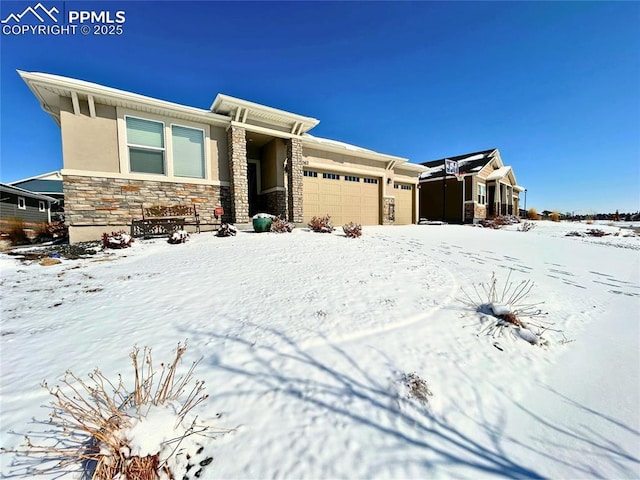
[228,124,249,223]
[286,137,303,223]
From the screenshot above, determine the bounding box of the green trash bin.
[252,216,272,233]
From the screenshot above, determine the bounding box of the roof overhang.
[1,182,58,202]
[18,70,231,127]
[8,170,62,185]
[211,94,319,135]
[301,134,410,166]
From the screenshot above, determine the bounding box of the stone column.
[286,138,303,223]
[382,197,395,224]
[228,125,249,223]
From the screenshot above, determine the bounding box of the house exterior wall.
[0,190,50,226]
[63,175,231,243]
[60,98,120,173]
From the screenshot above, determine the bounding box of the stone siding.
[286,138,303,223]
[261,190,287,218]
[228,125,249,223]
[464,202,487,222]
[383,197,395,225]
[63,175,229,226]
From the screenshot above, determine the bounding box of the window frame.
[17,196,26,210]
[170,123,206,179]
[38,200,46,212]
[125,115,166,175]
[477,183,486,205]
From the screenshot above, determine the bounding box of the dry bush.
[7,343,223,479]
[459,272,559,347]
[216,223,237,237]
[167,230,189,244]
[102,231,134,249]
[517,221,536,232]
[527,208,540,220]
[342,222,362,238]
[308,215,335,233]
[6,217,30,246]
[270,217,294,233]
[551,211,560,222]
[401,372,432,405]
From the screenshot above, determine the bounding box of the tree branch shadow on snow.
[190,323,545,479]
[492,384,640,478]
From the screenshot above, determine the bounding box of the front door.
[488,185,495,216]
[247,162,259,216]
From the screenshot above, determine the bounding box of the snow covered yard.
[1,221,639,479]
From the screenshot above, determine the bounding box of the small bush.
[308,215,335,233]
[551,211,560,222]
[6,217,30,246]
[271,217,295,233]
[518,221,536,232]
[527,208,540,220]
[10,343,222,479]
[102,231,133,249]
[342,222,362,238]
[168,229,189,244]
[216,223,237,237]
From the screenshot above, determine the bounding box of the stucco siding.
[210,125,229,183]
[60,98,120,173]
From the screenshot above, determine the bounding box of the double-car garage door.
[303,169,415,225]
[303,170,380,225]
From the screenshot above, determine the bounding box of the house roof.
[419,149,497,180]
[211,94,319,135]
[0,182,58,202]
[18,70,424,172]
[8,170,62,184]
[9,171,63,194]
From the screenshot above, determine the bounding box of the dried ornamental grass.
[5,343,226,479]
[308,215,335,233]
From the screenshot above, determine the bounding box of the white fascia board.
[18,70,231,127]
[8,170,62,184]
[211,93,320,132]
[302,136,408,165]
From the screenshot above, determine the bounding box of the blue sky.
[1,1,638,214]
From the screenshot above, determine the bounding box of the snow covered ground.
[1,221,639,479]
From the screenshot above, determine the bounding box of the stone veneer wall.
[261,190,287,218]
[286,138,303,223]
[382,197,395,225]
[464,203,486,222]
[63,175,231,226]
[228,125,249,223]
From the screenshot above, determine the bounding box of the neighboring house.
[418,149,525,223]
[0,182,56,228]
[9,170,64,220]
[19,71,426,243]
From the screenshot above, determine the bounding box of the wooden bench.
[131,204,200,237]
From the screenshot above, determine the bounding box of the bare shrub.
[518,221,536,232]
[342,222,362,238]
[527,208,540,220]
[270,217,295,233]
[459,272,558,347]
[7,343,224,479]
[401,372,433,405]
[102,231,133,249]
[308,215,335,233]
[168,229,189,244]
[216,223,237,237]
[6,217,30,246]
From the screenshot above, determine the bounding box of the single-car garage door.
[394,183,414,225]
[303,170,380,226]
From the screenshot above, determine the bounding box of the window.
[363,177,378,184]
[477,183,486,204]
[394,184,399,189]
[401,185,411,190]
[17,197,26,210]
[38,200,46,212]
[172,125,205,178]
[126,117,165,174]
[303,170,318,177]
[345,175,360,182]
[322,172,340,180]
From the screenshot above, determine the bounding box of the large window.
[477,183,486,205]
[172,125,205,178]
[126,117,165,174]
